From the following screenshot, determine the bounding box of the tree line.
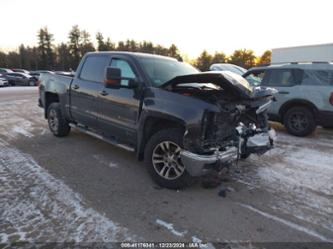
[0,25,271,72]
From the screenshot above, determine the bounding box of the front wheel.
[144,128,194,189]
[283,106,316,137]
[47,103,71,137]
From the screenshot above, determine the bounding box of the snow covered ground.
[236,125,333,238]
[0,86,38,93]
[0,138,136,243]
[0,94,137,243]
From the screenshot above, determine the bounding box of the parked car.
[0,73,9,87]
[39,52,276,189]
[210,63,247,76]
[12,68,30,74]
[0,68,13,74]
[6,72,38,86]
[243,63,333,136]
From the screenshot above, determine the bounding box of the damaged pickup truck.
[39,52,277,189]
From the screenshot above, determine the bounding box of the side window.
[302,70,329,85]
[266,69,296,87]
[330,71,333,85]
[13,73,23,78]
[80,56,110,83]
[110,58,136,86]
[245,70,266,86]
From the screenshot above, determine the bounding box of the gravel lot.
[0,87,332,245]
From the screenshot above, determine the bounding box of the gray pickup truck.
[39,51,276,189]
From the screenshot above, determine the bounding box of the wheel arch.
[279,99,318,120]
[44,92,60,118]
[137,115,186,161]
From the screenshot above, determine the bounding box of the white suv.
[243,63,333,136]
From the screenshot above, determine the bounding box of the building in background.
[272,43,333,64]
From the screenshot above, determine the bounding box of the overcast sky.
[1,0,332,58]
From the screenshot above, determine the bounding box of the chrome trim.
[180,147,238,177]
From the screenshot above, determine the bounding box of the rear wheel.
[283,106,316,137]
[144,128,194,189]
[47,103,71,137]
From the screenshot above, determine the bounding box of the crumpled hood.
[161,71,253,98]
[161,71,277,99]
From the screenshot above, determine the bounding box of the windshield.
[139,57,199,86]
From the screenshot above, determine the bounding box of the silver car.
[0,73,9,87]
[244,63,333,136]
[6,72,37,86]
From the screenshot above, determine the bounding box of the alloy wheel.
[152,141,185,180]
[48,109,59,132]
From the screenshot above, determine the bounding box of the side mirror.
[105,66,140,89]
[105,67,121,87]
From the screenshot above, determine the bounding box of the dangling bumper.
[180,129,276,177]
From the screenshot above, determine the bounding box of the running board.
[70,124,135,152]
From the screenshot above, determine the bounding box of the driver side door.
[98,57,142,146]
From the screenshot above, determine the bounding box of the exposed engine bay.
[162,71,277,179]
[173,83,275,153]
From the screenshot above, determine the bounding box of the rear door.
[98,56,142,146]
[8,73,23,85]
[70,55,110,131]
[263,69,302,115]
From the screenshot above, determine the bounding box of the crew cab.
[39,52,276,189]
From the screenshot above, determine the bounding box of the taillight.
[330,92,333,106]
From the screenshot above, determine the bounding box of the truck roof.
[85,51,178,61]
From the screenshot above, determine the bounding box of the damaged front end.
[163,71,277,177]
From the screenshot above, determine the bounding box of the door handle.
[99,90,108,96]
[279,91,289,94]
[73,84,80,90]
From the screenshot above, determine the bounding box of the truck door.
[98,57,141,146]
[70,55,110,131]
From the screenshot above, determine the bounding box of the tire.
[144,128,194,189]
[47,103,71,137]
[322,126,333,129]
[283,106,316,137]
